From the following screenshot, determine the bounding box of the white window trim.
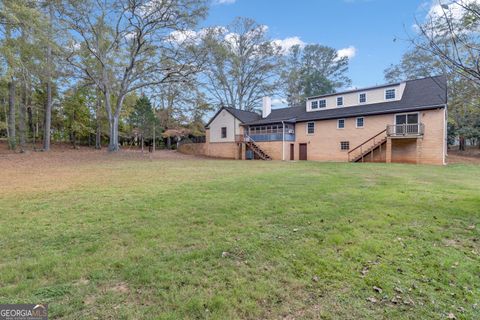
[358,92,367,104]
[336,96,344,107]
[319,99,327,108]
[306,121,315,135]
[337,119,345,129]
[385,88,396,100]
[394,112,420,125]
[356,117,364,128]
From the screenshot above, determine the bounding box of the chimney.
[262,96,271,118]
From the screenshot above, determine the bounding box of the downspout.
[282,121,285,161]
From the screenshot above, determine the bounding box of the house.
[196,76,447,165]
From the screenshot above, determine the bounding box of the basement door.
[299,143,307,160]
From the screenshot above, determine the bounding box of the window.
[311,100,318,109]
[307,122,315,134]
[221,127,227,138]
[337,97,343,106]
[319,99,327,108]
[340,141,350,150]
[337,119,345,129]
[356,117,364,128]
[385,89,396,100]
[359,93,367,103]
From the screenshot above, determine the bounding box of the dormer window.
[337,97,343,106]
[319,99,326,108]
[311,101,318,109]
[359,93,367,103]
[385,89,396,100]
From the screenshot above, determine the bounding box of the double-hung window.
[311,100,318,109]
[356,117,364,128]
[359,93,367,103]
[221,127,227,138]
[319,99,326,108]
[307,122,315,134]
[385,89,396,100]
[337,97,343,107]
[337,119,345,129]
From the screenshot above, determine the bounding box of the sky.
[202,0,434,94]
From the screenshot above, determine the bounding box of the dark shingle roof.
[244,75,447,125]
[205,107,260,128]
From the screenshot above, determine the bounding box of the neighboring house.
[198,76,447,165]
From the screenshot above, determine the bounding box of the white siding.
[306,82,407,112]
[208,109,241,143]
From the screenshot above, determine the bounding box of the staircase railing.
[244,134,271,160]
[348,129,386,162]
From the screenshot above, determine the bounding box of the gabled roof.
[205,107,261,128]
[244,75,447,125]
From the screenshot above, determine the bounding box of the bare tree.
[59,0,207,151]
[413,0,480,85]
[201,18,282,111]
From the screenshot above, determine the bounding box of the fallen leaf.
[312,275,319,282]
[221,251,229,258]
[466,225,475,230]
[447,312,456,319]
[373,286,383,294]
[366,297,377,303]
[394,287,403,294]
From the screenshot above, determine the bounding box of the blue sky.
[203,0,432,90]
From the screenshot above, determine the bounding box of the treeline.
[0,1,355,152]
[2,1,477,153]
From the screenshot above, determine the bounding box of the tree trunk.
[43,1,54,151]
[7,78,16,150]
[95,93,102,149]
[459,136,465,151]
[3,98,8,141]
[141,135,144,152]
[152,121,156,152]
[18,81,27,152]
[167,136,171,149]
[108,115,120,151]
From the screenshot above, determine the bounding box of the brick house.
[198,76,447,165]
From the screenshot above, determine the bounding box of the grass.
[0,157,479,319]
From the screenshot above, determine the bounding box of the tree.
[130,95,156,151]
[281,44,352,106]
[59,0,207,151]
[43,0,55,151]
[62,87,93,149]
[201,17,282,111]
[413,0,480,85]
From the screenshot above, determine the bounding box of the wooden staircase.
[245,136,272,160]
[348,129,387,162]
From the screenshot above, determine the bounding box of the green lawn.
[0,158,479,319]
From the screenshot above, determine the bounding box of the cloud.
[272,36,305,54]
[212,0,236,4]
[337,46,357,59]
[425,0,480,21]
[271,97,287,106]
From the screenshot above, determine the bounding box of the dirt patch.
[447,149,480,164]
[106,282,130,294]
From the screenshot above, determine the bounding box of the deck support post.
[386,138,392,163]
[416,138,422,164]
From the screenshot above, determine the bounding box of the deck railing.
[387,123,424,137]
